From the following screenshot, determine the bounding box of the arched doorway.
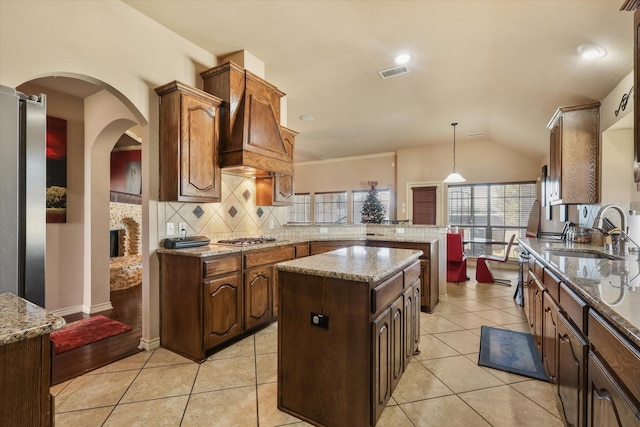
[17,75,150,381]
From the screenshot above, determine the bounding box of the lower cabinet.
[557,312,587,427]
[204,272,243,349]
[543,291,559,383]
[279,259,421,427]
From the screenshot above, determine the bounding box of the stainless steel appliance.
[0,85,47,307]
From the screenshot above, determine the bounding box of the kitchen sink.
[546,248,624,260]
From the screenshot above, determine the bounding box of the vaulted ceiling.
[123,0,634,162]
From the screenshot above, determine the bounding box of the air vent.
[378,65,410,79]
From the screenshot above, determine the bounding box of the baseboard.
[82,301,114,314]
[138,337,160,352]
[50,305,85,317]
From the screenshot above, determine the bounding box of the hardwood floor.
[52,285,142,385]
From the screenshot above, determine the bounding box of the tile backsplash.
[158,174,287,242]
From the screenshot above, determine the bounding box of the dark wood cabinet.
[546,102,600,205]
[278,258,421,427]
[155,81,223,203]
[201,62,293,176]
[309,240,364,255]
[204,272,243,349]
[543,291,559,384]
[557,312,587,427]
[293,242,309,258]
[0,335,53,427]
[160,252,242,361]
[243,245,294,327]
[366,240,439,313]
[256,127,297,206]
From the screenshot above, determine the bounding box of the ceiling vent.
[378,65,410,79]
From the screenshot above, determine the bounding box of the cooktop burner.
[217,236,277,246]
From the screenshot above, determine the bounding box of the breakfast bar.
[275,246,423,427]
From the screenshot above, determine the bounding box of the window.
[315,191,347,224]
[448,182,536,256]
[287,194,311,224]
[352,189,391,224]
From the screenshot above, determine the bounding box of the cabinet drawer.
[543,269,560,303]
[559,283,588,334]
[244,245,295,268]
[371,272,404,314]
[404,261,421,287]
[203,254,241,278]
[588,310,640,401]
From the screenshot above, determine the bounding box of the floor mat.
[478,325,548,381]
[50,315,132,354]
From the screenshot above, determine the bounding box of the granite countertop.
[519,238,640,348]
[157,235,438,257]
[0,293,66,345]
[274,246,423,282]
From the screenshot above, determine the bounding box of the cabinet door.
[533,278,544,354]
[549,118,562,202]
[403,284,416,368]
[390,297,404,393]
[373,308,392,424]
[204,273,243,349]
[274,174,294,204]
[179,93,221,201]
[413,282,421,351]
[245,265,273,330]
[557,313,587,427]
[587,351,640,427]
[542,292,559,383]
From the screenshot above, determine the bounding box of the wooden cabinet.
[525,257,544,354]
[201,62,293,176]
[546,102,600,205]
[243,245,294,325]
[155,81,223,202]
[256,127,297,206]
[557,312,587,427]
[293,242,309,258]
[366,240,439,313]
[543,291,559,384]
[278,258,421,427]
[0,335,53,427]
[587,310,640,427]
[160,252,242,361]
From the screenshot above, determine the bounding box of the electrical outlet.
[396,227,405,234]
[178,222,187,234]
[320,227,328,234]
[166,222,175,235]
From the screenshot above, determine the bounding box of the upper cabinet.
[547,102,600,205]
[155,81,223,203]
[201,62,294,177]
[256,126,298,206]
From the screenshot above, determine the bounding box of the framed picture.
[46,116,67,223]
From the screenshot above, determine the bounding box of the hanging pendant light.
[444,122,466,183]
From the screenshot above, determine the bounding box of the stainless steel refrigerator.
[0,85,47,307]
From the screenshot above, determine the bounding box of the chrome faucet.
[592,204,627,234]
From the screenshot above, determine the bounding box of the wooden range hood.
[201,62,293,178]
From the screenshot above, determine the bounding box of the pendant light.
[443,122,466,183]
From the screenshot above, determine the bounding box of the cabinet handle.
[593,387,614,404]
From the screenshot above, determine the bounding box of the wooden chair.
[446,232,468,283]
[475,233,517,286]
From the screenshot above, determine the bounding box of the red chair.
[446,233,467,283]
[475,234,517,286]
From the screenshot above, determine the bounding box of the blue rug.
[478,326,548,381]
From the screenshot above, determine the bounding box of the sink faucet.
[592,204,627,234]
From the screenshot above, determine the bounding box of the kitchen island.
[275,246,423,427]
[517,238,640,427]
[0,292,65,426]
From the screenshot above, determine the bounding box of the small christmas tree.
[361,181,386,224]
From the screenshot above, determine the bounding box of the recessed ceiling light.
[299,114,315,121]
[394,53,412,65]
[577,44,607,60]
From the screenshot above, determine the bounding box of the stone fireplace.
[109,201,142,291]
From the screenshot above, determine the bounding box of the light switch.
[166,222,175,235]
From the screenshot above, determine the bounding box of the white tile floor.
[52,268,563,426]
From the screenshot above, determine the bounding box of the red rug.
[50,315,132,354]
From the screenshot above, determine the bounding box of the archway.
[17,74,152,368]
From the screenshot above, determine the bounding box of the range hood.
[201,62,293,177]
